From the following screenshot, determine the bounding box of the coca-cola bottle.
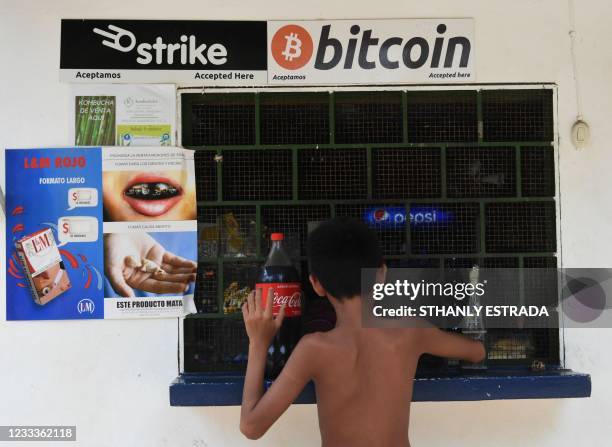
[255,233,302,379]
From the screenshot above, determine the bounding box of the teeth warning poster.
[4,146,197,321]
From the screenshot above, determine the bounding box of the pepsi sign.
[364,206,454,227]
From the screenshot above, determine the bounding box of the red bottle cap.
[270,233,284,241]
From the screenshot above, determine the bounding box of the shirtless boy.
[240,218,486,446]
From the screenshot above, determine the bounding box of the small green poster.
[75,96,116,146]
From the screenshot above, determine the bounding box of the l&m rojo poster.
[4,146,197,320]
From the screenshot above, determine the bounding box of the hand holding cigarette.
[104,233,197,297]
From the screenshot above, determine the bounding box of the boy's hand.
[240,288,312,440]
[242,288,285,348]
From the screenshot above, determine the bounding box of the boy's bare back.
[241,295,484,445]
[310,325,418,447]
[239,219,485,445]
[300,307,484,446]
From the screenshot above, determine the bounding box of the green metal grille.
[222,149,293,201]
[521,146,556,197]
[261,205,332,258]
[182,88,559,372]
[372,148,442,199]
[194,264,218,314]
[194,150,217,202]
[524,256,559,307]
[183,318,249,372]
[260,92,330,145]
[298,148,368,200]
[485,202,557,253]
[486,328,559,362]
[446,146,516,198]
[222,263,260,314]
[334,91,403,144]
[406,90,478,143]
[410,203,481,254]
[189,94,255,146]
[197,206,257,258]
[482,90,554,142]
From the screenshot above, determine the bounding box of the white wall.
[1,0,611,446]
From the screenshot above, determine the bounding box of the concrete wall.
[1,0,611,445]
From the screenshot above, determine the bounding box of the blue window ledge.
[169,369,591,406]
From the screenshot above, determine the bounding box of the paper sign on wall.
[4,146,197,320]
[72,84,176,146]
[59,19,475,85]
[267,19,475,85]
[60,20,267,85]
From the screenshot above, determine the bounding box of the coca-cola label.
[255,282,302,317]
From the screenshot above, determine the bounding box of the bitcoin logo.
[282,33,302,61]
[271,24,313,70]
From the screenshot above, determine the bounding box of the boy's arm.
[418,326,486,363]
[240,288,315,440]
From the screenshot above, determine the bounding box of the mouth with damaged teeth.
[123,174,183,217]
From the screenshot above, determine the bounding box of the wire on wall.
[568,0,583,120]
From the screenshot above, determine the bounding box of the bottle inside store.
[256,233,303,379]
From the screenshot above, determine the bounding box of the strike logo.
[91,24,229,66]
[271,24,313,70]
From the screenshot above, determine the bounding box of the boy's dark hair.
[307,218,383,300]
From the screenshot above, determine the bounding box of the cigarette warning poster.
[4,146,197,321]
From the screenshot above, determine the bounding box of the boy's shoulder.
[297,330,334,350]
[299,326,424,349]
[294,329,344,362]
[296,325,431,357]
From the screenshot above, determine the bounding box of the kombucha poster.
[72,84,175,147]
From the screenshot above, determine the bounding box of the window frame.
[176,83,564,374]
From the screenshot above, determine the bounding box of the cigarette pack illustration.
[14,228,72,305]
